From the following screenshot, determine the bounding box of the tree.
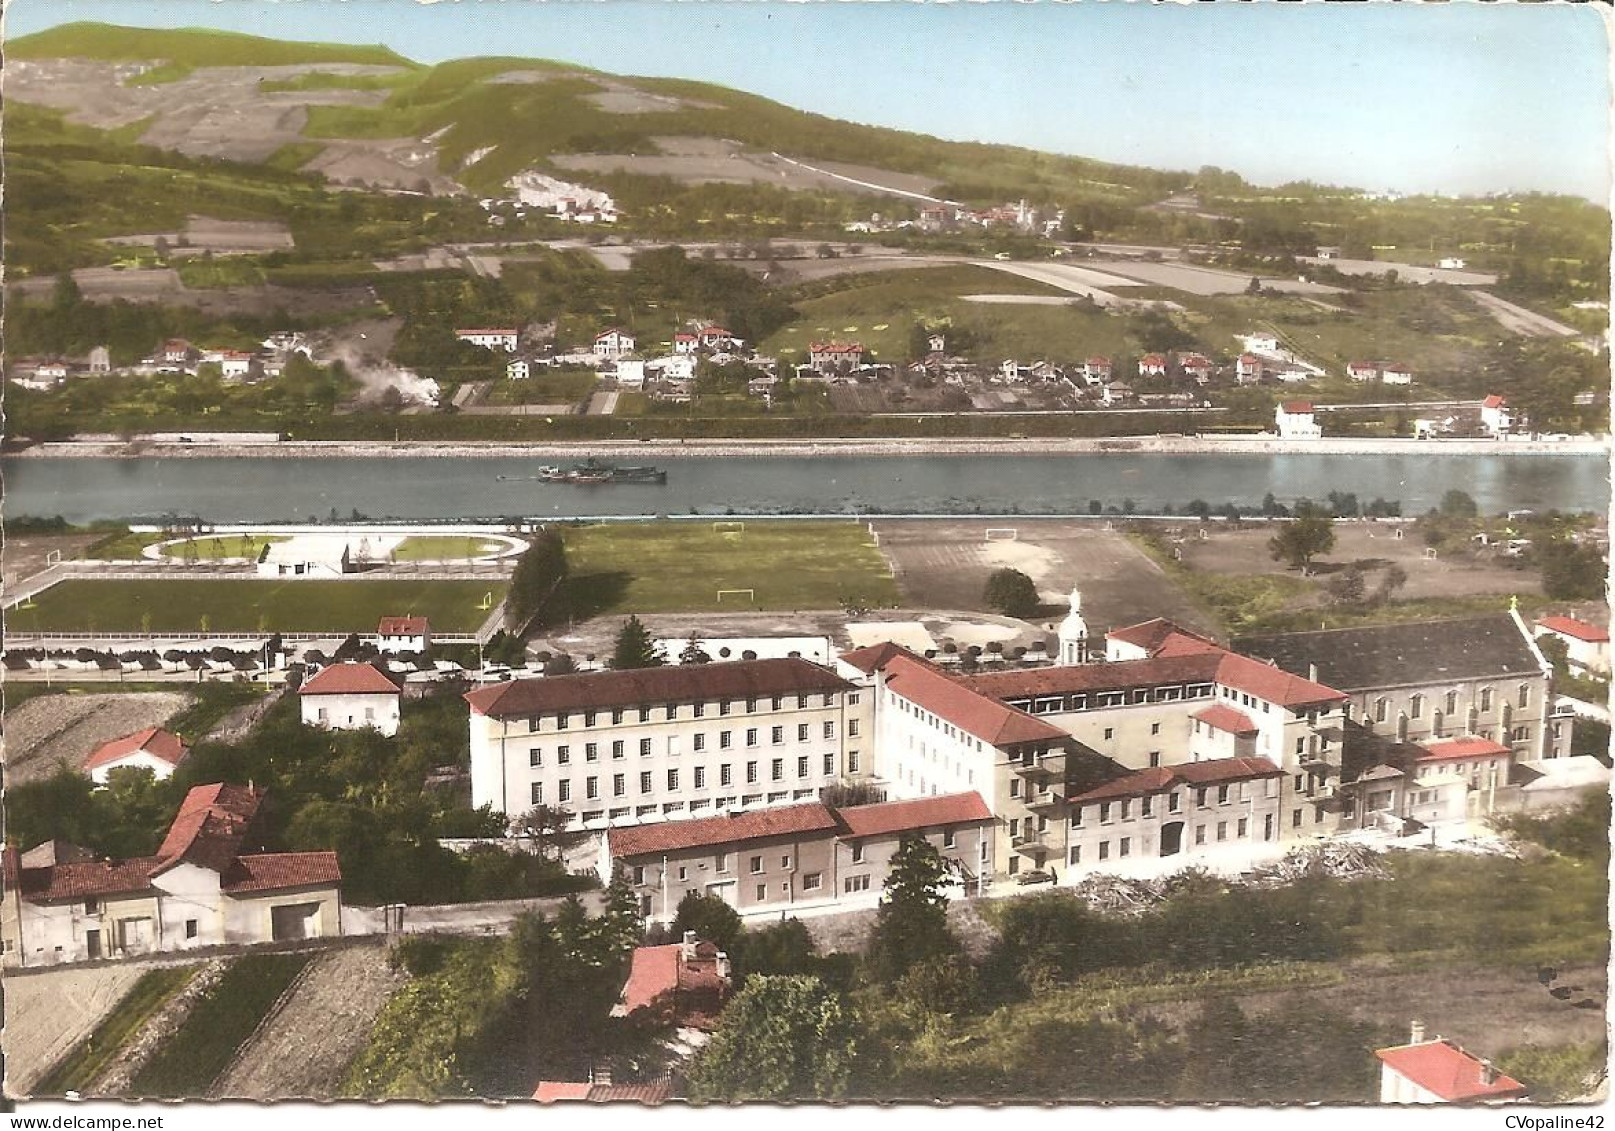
[1326,565,1366,605]
[1187,499,1212,521]
[509,804,588,862]
[865,833,958,985]
[1268,509,1335,573]
[687,975,861,1101]
[1373,563,1409,603]
[1440,489,1479,519]
[1246,276,1263,295]
[671,891,742,952]
[983,568,1040,618]
[505,528,567,631]
[1538,539,1606,601]
[679,637,712,664]
[611,614,665,669]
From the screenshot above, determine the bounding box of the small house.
[1381,364,1413,387]
[456,328,519,352]
[1137,353,1168,378]
[593,328,636,359]
[1375,1024,1526,1104]
[673,332,699,355]
[1275,401,1322,440]
[1235,354,1262,384]
[1535,616,1610,677]
[299,662,402,736]
[85,727,190,785]
[1346,361,1379,382]
[376,616,431,655]
[1480,394,1513,437]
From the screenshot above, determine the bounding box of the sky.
[7,0,1612,201]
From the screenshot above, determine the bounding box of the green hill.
[7,21,417,68]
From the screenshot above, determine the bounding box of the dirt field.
[212,941,405,1099]
[1468,290,1580,340]
[106,217,295,256]
[1094,258,1346,297]
[3,962,151,1095]
[873,519,1219,639]
[4,691,191,785]
[3,533,105,594]
[1172,522,1543,601]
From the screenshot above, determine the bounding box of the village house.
[673,332,699,355]
[615,358,647,390]
[611,932,732,1031]
[465,659,871,827]
[160,339,196,367]
[1437,257,1469,271]
[1375,1024,1526,1104]
[1177,353,1214,383]
[1242,334,1281,354]
[1101,381,1135,407]
[84,727,191,785]
[1275,401,1322,439]
[1,784,341,967]
[88,346,112,374]
[1480,394,1514,437]
[376,616,431,655]
[697,325,741,351]
[507,359,531,381]
[594,328,637,359]
[1082,357,1112,385]
[456,328,520,352]
[808,341,864,374]
[1381,363,1414,386]
[1235,353,1263,384]
[1535,615,1610,677]
[1137,353,1169,378]
[299,662,403,737]
[646,355,696,383]
[1347,361,1379,382]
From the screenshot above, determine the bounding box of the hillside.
[5,21,1187,208]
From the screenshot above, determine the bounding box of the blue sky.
[8,0,1611,201]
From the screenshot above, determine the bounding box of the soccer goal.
[44,549,62,567]
[984,528,1019,543]
[712,521,746,536]
[716,588,756,604]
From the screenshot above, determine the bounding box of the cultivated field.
[1172,522,1544,602]
[552,135,940,196]
[560,521,898,614]
[3,962,154,1096]
[4,690,192,785]
[873,519,1219,637]
[7,579,505,634]
[213,942,406,1099]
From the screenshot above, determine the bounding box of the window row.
[526,692,853,732]
[529,754,838,802]
[526,723,843,764]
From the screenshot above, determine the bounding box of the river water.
[4,452,1607,524]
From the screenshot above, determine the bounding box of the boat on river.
[503,459,667,485]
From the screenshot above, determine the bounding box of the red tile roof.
[299,662,402,696]
[808,341,864,353]
[377,616,430,636]
[1071,757,1282,803]
[1482,394,1507,409]
[17,856,165,901]
[1414,737,1512,763]
[1213,652,1346,708]
[964,652,1225,698]
[1106,618,1221,655]
[617,939,729,1023]
[595,328,631,340]
[1538,615,1609,643]
[1192,703,1259,735]
[880,651,1068,746]
[1086,356,1111,367]
[1375,1041,1527,1102]
[223,851,341,893]
[154,783,264,875]
[609,803,838,859]
[533,1081,672,1104]
[834,792,993,839]
[84,727,189,772]
[838,640,911,674]
[465,658,850,719]
[1280,401,1314,414]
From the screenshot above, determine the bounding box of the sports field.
[560,521,898,613]
[7,579,505,634]
[390,535,510,561]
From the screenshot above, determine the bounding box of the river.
[4,452,1607,524]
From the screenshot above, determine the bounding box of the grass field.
[8,579,505,634]
[559,520,898,614]
[130,953,312,1098]
[390,535,506,561]
[175,257,268,289]
[37,966,199,1096]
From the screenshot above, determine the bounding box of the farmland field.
[7,579,505,633]
[559,520,898,614]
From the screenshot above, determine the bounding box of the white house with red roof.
[1082,357,1112,386]
[697,325,741,351]
[1235,353,1262,384]
[1275,400,1322,439]
[593,328,636,359]
[1137,353,1168,378]
[84,727,190,785]
[299,662,402,736]
[1376,1023,1527,1104]
[1346,361,1379,382]
[807,341,864,374]
[455,328,519,352]
[376,616,431,655]
[1,783,341,967]
[1480,394,1514,437]
[1535,615,1610,677]
[673,332,699,356]
[1178,352,1214,383]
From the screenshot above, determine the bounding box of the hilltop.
[8,22,417,69]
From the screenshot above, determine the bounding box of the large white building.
[465,658,871,828]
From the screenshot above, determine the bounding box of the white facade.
[1058,586,1089,665]
[648,355,695,381]
[457,330,519,352]
[469,682,871,828]
[301,691,401,736]
[89,750,181,786]
[1381,366,1413,386]
[507,360,531,380]
[615,359,646,389]
[1275,403,1322,439]
[1481,397,1513,436]
[594,329,636,359]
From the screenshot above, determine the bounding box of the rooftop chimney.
[1410,1019,1426,1045]
[1308,662,1319,683]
